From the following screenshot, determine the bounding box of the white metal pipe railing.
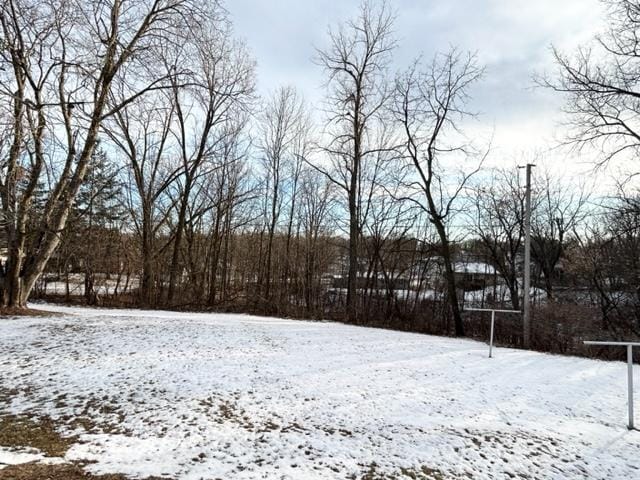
[584,341,640,430]
[466,308,521,358]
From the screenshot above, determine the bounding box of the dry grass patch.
[0,463,169,480]
[0,415,74,457]
[0,415,173,480]
[356,463,450,480]
[0,307,59,317]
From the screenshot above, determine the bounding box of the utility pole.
[521,163,535,349]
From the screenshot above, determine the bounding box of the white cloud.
[228,0,609,176]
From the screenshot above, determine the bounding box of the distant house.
[414,254,496,290]
[453,260,496,289]
[324,250,497,295]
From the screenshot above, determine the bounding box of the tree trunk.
[346,81,364,325]
[265,227,275,301]
[509,282,520,311]
[208,212,222,306]
[140,206,155,306]
[1,247,25,308]
[542,268,554,301]
[168,183,190,305]
[434,223,464,336]
[346,169,359,323]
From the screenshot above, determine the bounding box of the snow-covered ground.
[0,447,65,468]
[1,304,639,479]
[37,273,139,296]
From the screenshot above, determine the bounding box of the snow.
[463,284,547,306]
[38,274,139,296]
[454,261,496,275]
[1,304,639,479]
[0,446,65,470]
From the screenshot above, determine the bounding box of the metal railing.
[583,341,640,430]
[466,308,521,358]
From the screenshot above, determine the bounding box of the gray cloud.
[228,0,606,164]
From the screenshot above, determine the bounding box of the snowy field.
[1,305,639,479]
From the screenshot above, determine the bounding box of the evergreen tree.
[69,144,125,303]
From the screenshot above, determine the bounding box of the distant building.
[452,260,496,289]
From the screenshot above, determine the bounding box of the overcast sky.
[227,0,607,177]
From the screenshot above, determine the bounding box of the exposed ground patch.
[0,463,169,480]
[356,463,450,479]
[0,414,73,457]
[0,307,61,317]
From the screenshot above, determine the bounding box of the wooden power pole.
[522,163,535,348]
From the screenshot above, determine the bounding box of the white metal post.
[466,308,520,358]
[489,310,495,359]
[628,345,634,430]
[584,341,639,430]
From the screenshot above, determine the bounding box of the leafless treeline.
[2,0,640,353]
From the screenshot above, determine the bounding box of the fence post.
[465,308,520,358]
[489,310,495,359]
[629,345,634,430]
[583,341,638,430]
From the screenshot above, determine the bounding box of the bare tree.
[299,169,336,313]
[107,95,179,305]
[569,191,640,335]
[258,86,307,303]
[205,118,253,305]
[545,0,640,170]
[165,23,255,304]
[0,0,207,308]
[314,0,396,322]
[282,108,313,304]
[469,168,525,309]
[394,49,484,336]
[361,184,420,320]
[530,170,590,300]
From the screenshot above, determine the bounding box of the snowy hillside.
[1,305,638,479]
